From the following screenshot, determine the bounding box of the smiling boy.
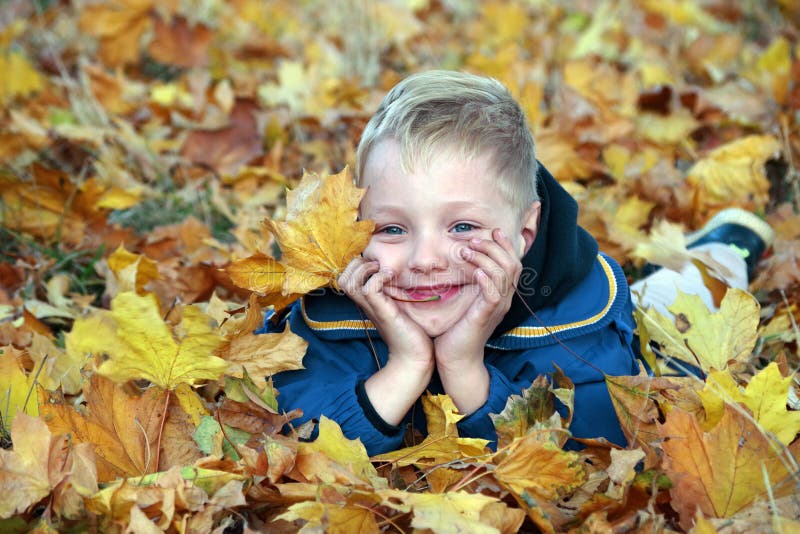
[260,70,639,455]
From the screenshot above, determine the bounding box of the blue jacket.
[258,253,638,455]
[256,164,639,455]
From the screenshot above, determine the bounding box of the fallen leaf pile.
[1,0,799,532]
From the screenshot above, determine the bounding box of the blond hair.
[356,70,539,214]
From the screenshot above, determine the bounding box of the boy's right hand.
[338,257,434,365]
[338,257,434,425]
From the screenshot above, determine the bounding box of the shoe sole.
[685,208,775,248]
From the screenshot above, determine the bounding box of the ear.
[520,201,541,256]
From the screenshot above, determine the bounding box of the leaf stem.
[392,295,441,302]
[154,388,171,473]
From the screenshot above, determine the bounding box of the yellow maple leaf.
[686,135,781,219]
[295,416,385,488]
[373,393,490,467]
[66,292,227,389]
[493,435,585,501]
[637,288,759,373]
[277,496,381,533]
[658,404,800,530]
[378,489,501,534]
[107,245,161,294]
[0,346,38,429]
[0,48,43,104]
[702,364,800,445]
[227,167,374,302]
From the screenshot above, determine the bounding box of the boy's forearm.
[437,359,490,415]
[364,358,433,426]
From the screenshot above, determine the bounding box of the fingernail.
[496,229,506,239]
[460,248,472,259]
[471,238,481,245]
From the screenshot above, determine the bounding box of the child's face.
[359,139,540,338]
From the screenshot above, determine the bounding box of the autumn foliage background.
[1,0,800,532]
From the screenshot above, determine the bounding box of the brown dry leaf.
[40,375,164,482]
[147,15,213,68]
[658,404,800,530]
[181,99,263,175]
[79,0,164,68]
[227,167,374,302]
[606,369,704,468]
[0,166,109,246]
[219,320,307,378]
[0,413,98,519]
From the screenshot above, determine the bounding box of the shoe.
[639,208,775,281]
[684,208,775,281]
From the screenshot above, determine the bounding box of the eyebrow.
[368,200,492,215]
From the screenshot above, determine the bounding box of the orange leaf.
[40,375,165,482]
[658,404,800,530]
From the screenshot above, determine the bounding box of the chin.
[397,291,474,338]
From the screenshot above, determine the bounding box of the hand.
[338,257,434,424]
[434,228,522,413]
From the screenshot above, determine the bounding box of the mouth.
[399,284,463,303]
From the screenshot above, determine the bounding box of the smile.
[402,284,463,302]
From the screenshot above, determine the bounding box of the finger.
[461,243,518,294]
[467,236,520,275]
[339,259,379,296]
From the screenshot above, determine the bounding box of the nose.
[408,233,448,273]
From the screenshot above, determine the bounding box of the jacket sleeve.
[457,305,639,449]
[257,309,406,456]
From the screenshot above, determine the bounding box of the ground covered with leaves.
[1,0,799,532]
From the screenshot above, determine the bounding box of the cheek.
[362,240,405,269]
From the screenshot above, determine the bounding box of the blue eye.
[452,222,475,233]
[379,225,405,235]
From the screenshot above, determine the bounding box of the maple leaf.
[0,413,97,519]
[215,295,308,378]
[492,435,585,532]
[658,404,800,530]
[277,499,381,534]
[701,363,800,445]
[379,488,502,534]
[606,369,704,468]
[295,416,386,488]
[373,394,489,467]
[40,374,164,482]
[227,167,375,302]
[107,245,161,295]
[636,288,760,372]
[66,292,227,389]
[78,0,171,67]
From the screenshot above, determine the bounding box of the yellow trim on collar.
[302,254,616,337]
[301,298,376,331]
[499,254,617,339]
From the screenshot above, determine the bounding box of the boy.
[259,70,769,455]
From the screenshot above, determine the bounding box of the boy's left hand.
[434,228,522,414]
